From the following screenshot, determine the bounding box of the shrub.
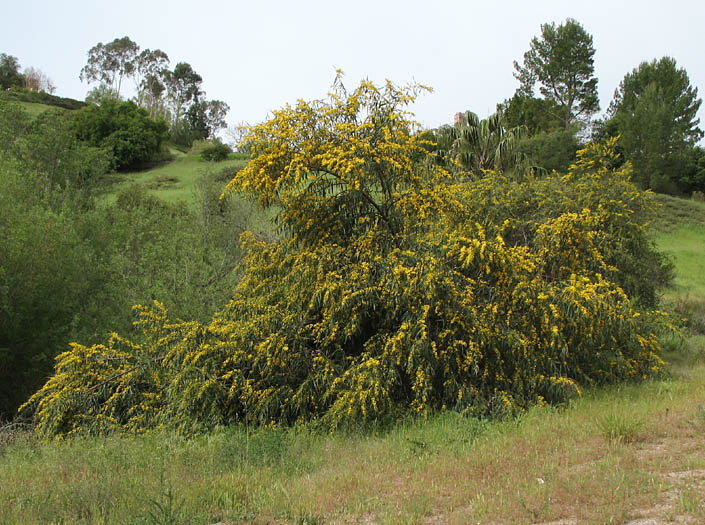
[22,78,672,437]
[201,141,232,162]
[73,99,169,171]
[0,171,105,419]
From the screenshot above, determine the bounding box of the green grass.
[654,224,705,299]
[99,154,249,207]
[15,101,57,117]
[649,192,705,233]
[3,362,705,524]
[651,194,705,333]
[2,190,705,523]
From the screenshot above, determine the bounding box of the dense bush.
[0,188,103,418]
[73,99,169,171]
[0,105,110,417]
[0,102,255,420]
[201,141,232,162]
[23,79,672,437]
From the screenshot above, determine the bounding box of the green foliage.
[596,412,644,445]
[0,189,102,418]
[680,147,705,194]
[0,107,112,417]
[606,57,703,194]
[80,36,140,97]
[0,103,110,206]
[498,93,564,135]
[84,84,121,106]
[165,62,202,124]
[22,79,673,437]
[0,88,85,110]
[90,180,248,326]
[515,126,581,174]
[0,53,24,90]
[514,18,599,128]
[201,140,232,162]
[186,98,230,141]
[74,99,169,171]
[434,109,529,175]
[0,102,253,420]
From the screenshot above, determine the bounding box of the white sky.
[4,0,705,132]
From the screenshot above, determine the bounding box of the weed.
[0,421,32,455]
[673,295,705,335]
[293,511,324,524]
[518,477,551,521]
[697,404,705,424]
[679,487,702,514]
[596,412,644,445]
[142,467,188,525]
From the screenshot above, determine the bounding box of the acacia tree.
[80,36,140,97]
[607,57,702,192]
[514,19,599,128]
[23,77,670,437]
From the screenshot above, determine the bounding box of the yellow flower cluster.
[21,81,672,437]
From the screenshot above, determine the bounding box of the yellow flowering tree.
[22,79,672,437]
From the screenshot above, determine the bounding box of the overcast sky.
[4,0,705,132]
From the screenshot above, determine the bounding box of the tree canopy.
[78,37,230,148]
[514,19,599,128]
[0,53,25,90]
[80,36,140,97]
[607,57,703,193]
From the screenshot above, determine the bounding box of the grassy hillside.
[0,89,85,111]
[1,194,704,524]
[99,154,249,206]
[651,193,705,300]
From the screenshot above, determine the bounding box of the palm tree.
[436,110,529,175]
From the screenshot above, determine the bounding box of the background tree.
[165,62,203,124]
[0,53,25,90]
[514,18,599,129]
[22,66,56,94]
[133,48,170,112]
[0,101,248,420]
[435,109,529,175]
[80,36,140,97]
[498,93,563,135]
[0,104,111,418]
[605,57,702,193]
[84,84,121,105]
[186,97,230,140]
